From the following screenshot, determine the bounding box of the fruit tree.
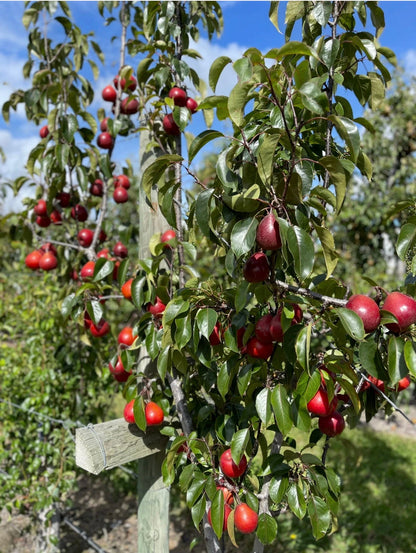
[3,1,416,551]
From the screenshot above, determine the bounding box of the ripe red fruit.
[77,229,94,248]
[120,97,139,115]
[102,85,117,102]
[270,304,303,342]
[318,411,346,437]
[346,294,380,333]
[397,375,411,391]
[382,291,416,333]
[40,242,57,255]
[307,388,338,417]
[50,209,62,224]
[243,252,270,283]
[113,241,128,258]
[186,97,198,113]
[123,400,135,424]
[208,504,232,531]
[34,199,48,216]
[162,113,180,136]
[89,319,110,337]
[113,260,120,281]
[246,336,274,359]
[147,297,166,317]
[121,278,133,300]
[99,230,107,243]
[161,229,176,243]
[255,314,274,344]
[256,212,281,250]
[36,215,51,228]
[168,87,187,107]
[219,449,247,479]
[368,375,385,393]
[25,250,42,270]
[80,260,95,279]
[56,192,71,207]
[97,132,114,150]
[39,252,58,271]
[71,204,88,222]
[100,117,109,132]
[39,125,49,139]
[145,401,164,426]
[90,179,104,196]
[114,174,130,189]
[114,74,137,91]
[118,326,136,347]
[209,322,222,346]
[113,186,129,203]
[234,503,258,534]
[97,248,110,259]
[109,356,131,382]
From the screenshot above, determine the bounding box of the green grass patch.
[272,427,416,553]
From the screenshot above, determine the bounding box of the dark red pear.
[256,212,281,250]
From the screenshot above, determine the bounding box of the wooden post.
[137,129,170,553]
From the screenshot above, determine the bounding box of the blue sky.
[1,1,416,211]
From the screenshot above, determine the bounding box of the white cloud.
[188,37,250,97]
[404,49,416,75]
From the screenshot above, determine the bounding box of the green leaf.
[329,115,360,162]
[233,57,253,82]
[141,154,183,201]
[228,81,252,127]
[308,496,331,540]
[191,496,206,529]
[269,476,289,504]
[287,482,307,519]
[257,134,280,186]
[230,428,249,464]
[175,313,192,349]
[230,217,257,258]
[314,224,339,276]
[131,276,146,310]
[396,223,416,261]
[257,513,278,545]
[188,130,224,164]
[359,340,382,378]
[195,188,215,239]
[157,346,171,380]
[319,156,347,213]
[93,259,114,282]
[164,298,190,325]
[133,396,146,432]
[222,185,261,213]
[196,308,217,340]
[86,300,103,326]
[270,41,320,61]
[186,474,206,508]
[210,489,225,539]
[321,38,340,67]
[271,385,293,435]
[209,56,232,93]
[287,226,314,281]
[295,325,311,372]
[255,388,272,424]
[388,336,408,384]
[404,340,416,378]
[334,308,365,341]
[268,1,280,31]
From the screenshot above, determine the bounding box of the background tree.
[334,69,416,289]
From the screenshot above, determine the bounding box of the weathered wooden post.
[136,129,171,553]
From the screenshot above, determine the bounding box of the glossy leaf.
[188,130,224,164]
[319,156,347,213]
[255,387,272,424]
[388,336,408,384]
[287,482,307,519]
[308,496,331,540]
[271,385,293,435]
[209,55,232,93]
[257,513,278,545]
[404,340,416,378]
[334,308,365,341]
[230,217,257,258]
[230,427,249,464]
[287,226,314,281]
[196,308,217,340]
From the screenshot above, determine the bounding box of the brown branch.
[273,279,348,308]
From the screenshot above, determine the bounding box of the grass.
[271,427,416,553]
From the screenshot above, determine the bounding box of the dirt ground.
[2,404,416,553]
